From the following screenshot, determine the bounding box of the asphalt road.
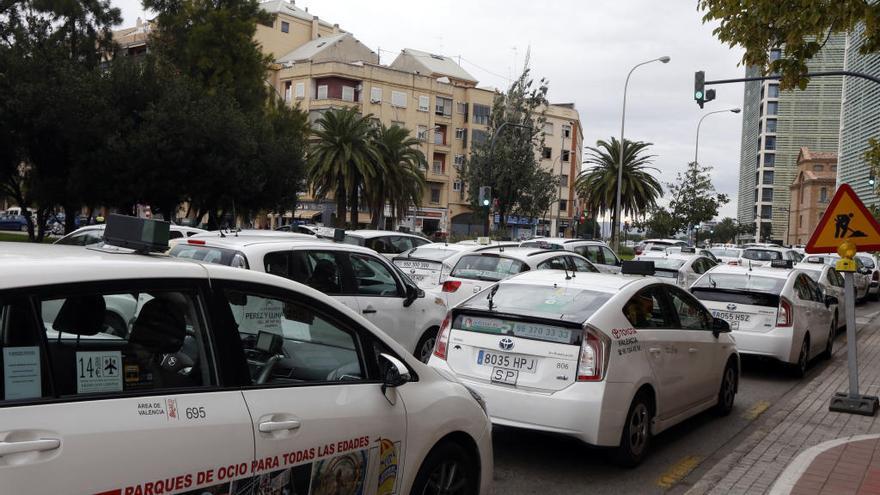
[489,299,880,494]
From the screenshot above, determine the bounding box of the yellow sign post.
[807,184,880,416]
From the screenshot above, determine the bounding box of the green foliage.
[575,137,663,242]
[707,217,752,244]
[367,124,427,228]
[667,162,729,236]
[463,67,549,229]
[699,0,880,89]
[514,168,558,223]
[635,207,680,239]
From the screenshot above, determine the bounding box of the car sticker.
[611,328,641,357]
[3,346,41,400]
[76,351,123,394]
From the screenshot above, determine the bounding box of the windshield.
[459,283,613,326]
[692,272,786,294]
[399,247,459,262]
[638,257,686,270]
[710,248,742,257]
[342,235,365,246]
[858,256,876,269]
[451,255,528,281]
[742,249,782,261]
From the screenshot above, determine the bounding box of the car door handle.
[0,438,61,457]
[688,348,698,354]
[258,420,301,433]
[362,308,377,314]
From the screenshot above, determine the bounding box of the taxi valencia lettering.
[612,327,641,356]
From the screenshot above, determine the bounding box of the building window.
[764,136,776,150]
[812,164,824,172]
[831,165,837,172]
[562,124,572,138]
[562,150,570,162]
[432,153,445,175]
[341,86,355,102]
[766,119,777,133]
[391,91,407,108]
[762,188,773,202]
[559,199,567,211]
[770,49,782,61]
[284,81,292,102]
[454,154,465,168]
[543,122,554,135]
[391,120,405,128]
[767,84,779,98]
[370,87,382,103]
[472,129,488,145]
[560,175,569,186]
[417,125,428,141]
[281,21,289,33]
[418,95,430,112]
[430,187,441,204]
[763,171,774,185]
[455,128,466,140]
[453,180,462,192]
[542,147,552,159]
[317,85,328,99]
[764,153,775,167]
[799,215,803,227]
[434,125,447,145]
[473,104,490,125]
[761,205,773,218]
[435,96,453,117]
[767,101,778,115]
[294,82,305,99]
[820,187,828,202]
[456,102,468,115]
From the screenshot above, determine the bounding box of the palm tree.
[307,107,378,228]
[575,138,662,240]
[367,124,427,228]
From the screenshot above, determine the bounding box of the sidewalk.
[685,309,880,495]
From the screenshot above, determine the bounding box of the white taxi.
[0,219,492,495]
[794,261,846,331]
[392,242,517,289]
[634,249,718,288]
[428,265,738,466]
[691,261,837,377]
[341,230,431,258]
[518,238,622,273]
[440,247,599,309]
[739,246,803,267]
[169,236,447,363]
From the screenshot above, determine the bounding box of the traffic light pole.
[704,70,880,87]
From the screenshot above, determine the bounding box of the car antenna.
[563,261,573,280]
[487,284,500,310]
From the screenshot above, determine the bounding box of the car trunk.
[691,288,779,333]
[393,258,445,288]
[445,312,582,392]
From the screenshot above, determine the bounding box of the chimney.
[311,15,319,40]
[333,23,340,34]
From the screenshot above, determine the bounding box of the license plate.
[397,261,433,269]
[409,273,426,281]
[491,367,519,385]
[476,350,538,373]
[712,311,751,323]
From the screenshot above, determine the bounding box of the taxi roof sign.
[806,184,880,253]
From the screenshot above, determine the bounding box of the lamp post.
[690,107,740,245]
[615,56,670,252]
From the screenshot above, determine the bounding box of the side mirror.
[825,295,839,307]
[403,284,424,307]
[712,317,731,338]
[379,353,411,392]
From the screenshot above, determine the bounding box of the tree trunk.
[64,203,78,236]
[349,186,358,229]
[335,177,347,228]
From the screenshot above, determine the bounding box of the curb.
[767,433,880,495]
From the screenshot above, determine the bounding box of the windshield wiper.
[487,284,500,311]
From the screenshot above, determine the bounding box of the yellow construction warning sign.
[806,184,880,254]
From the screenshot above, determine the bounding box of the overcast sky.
[113,0,748,220]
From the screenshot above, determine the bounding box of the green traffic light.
[482,200,490,206]
[695,91,703,99]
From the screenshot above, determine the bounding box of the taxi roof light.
[621,260,655,276]
[102,214,170,254]
[680,246,696,253]
[770,259,794,269]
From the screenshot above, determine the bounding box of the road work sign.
[806,184,880,254]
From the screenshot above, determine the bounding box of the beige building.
[115,0,583,236]
[787,147,837,246]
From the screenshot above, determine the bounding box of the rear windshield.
[639,257,685,270]
[399,247,459,262]
[691,272,785,294]
[451,255,528,281]
[691,288,781,307]
[519,241,564,250]
[742,249,782,261]
[710,248,742,257]
[342,235,365,246]
[169,244,249,268]
[458,283,613,328]
[859,256,876,269]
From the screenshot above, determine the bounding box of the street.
[490,299,880,494]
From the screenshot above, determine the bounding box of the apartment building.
[787,147,837,246]
[736,34,845,242]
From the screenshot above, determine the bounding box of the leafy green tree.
[709,217,752,244]
[635,206,680,239]
[367,125,426,228]
[143,0,272,111]
[514,168,558,227]
[667,162,729,242]
[463,67,548,230]
[308,107,378,228]
[699,0,880,89]
[576,138,663,244]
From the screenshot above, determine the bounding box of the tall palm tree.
[367,124,427,228]
[307,107,378,228]
[575,138,662,239]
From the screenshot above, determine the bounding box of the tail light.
[433,313,452,360]
[442,281,461,293]
[777,297,793,327]
[677,272,686,287]
[728,260,740,266]
[187,239,206,245]
[577,325,610,381]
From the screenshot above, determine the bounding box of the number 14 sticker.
[76,351,123,394]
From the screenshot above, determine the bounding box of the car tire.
[19,224,27,232]
[415,327,439,364]
[872,290,880,302]
[714,360,737,416]
[409,441,478,495]
[612,391,653,467]
[821,323,835,360]
[791,336,810,378]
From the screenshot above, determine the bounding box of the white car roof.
[65,224,206,235]
[794,262,827,274]
[178,236,381,256]
[705,263,794,280]
[344,230,425,240]
[636,252,701,262]
[456,246,568,264]
[521,237,607,246]
[642,239,684,245]
[743,246,788,253]
[503,269,642,294]
[191,230,317,241]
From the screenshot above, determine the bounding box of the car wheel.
[102,312,128,338]
[821,323,835,360]
[19,224,27,232]
[791,336,809,378]
[613,392,653,467]
[415,327,439,363]
[714,361,737,416]
[872,290,880,302]
[410,441,478,495]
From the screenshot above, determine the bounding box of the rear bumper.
[732,327,797,363]
[428,358,632,446]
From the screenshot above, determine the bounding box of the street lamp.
[614,56,670,252]
[694,107,741,166]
